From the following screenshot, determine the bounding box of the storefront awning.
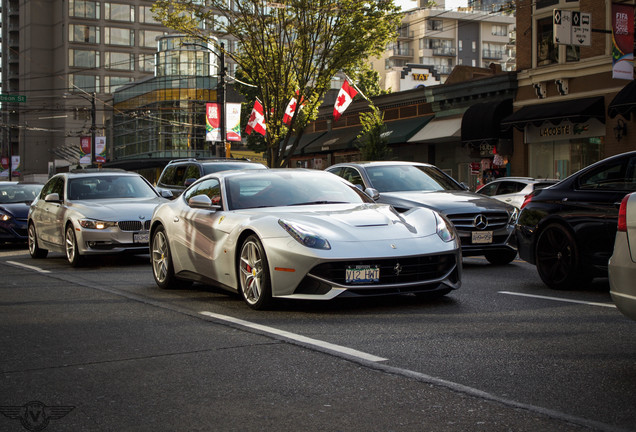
[608,80,636,119]
[381,116,434,144]
[501,96,605,130]
[302,127,362,153]
[292,131,327,155]
[461,99,512,145]
[408,117,462,143]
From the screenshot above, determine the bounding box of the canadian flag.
[283,90,303,125]
[245,100,266,136]
[333,80,358,122]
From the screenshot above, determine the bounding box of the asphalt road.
[1,246,635,432]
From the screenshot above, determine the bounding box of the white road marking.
[199,311,388,362]
[6,260,51,274]
[499,291,616,308]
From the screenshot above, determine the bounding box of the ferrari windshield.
[226,170,372,210]
[366,165,461,192]
[67,175,158,200]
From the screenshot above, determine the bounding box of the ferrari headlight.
[278,219,331,250]
[435,212,456,243]
[79,219,116,230]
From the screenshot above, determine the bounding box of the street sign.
[0,94,27,103]
[554,9,591,46]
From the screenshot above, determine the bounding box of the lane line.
[499,291,616,308]
[6,260,51,274]
[199,311,388,362]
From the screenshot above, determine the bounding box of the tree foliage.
[152,0,402,167]
[355,104,391,161]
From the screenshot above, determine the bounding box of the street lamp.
[182,40,228,158]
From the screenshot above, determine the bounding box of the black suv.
[156,158,267,198]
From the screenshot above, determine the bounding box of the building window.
[69,24,100,43]
[139,54,155,72]
[140,6,160,24]
[140,30,166,48]
[105,52,134,70]
[491,24,508,36]
[482,42,505,59]
[105,76,133,93]
[69,74,100,93]
[69,0,101,19]
[69,49,100,68]
[427,20,443,31]
[104,27,134,46]
[105,3,134,22]
[536,17,557,66]
[458,40,463,51]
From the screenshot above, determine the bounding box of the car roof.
[63,169,139,178]
[166,158,258,165]
[331,161,435,168]
[488,177,558,183]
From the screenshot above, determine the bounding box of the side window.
[53,178,65,200]
[478,183,499,196]
[578,158,634,191]
[498,181,523,195]
[326,167,343,177]
[341,167,364,188]
[159,166,176,186]
[183,179,222,206]
[40,177,59,198]
[183,164,200,184]
[173,165,187,187]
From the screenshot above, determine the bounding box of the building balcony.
[397,28,414,40]
[433,47,456,57]
[389,47,413,59]
[482,49,504,60]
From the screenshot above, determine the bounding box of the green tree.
[152,0,402,167]
[355,104,391,161]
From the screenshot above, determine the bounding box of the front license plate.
[134,232,149,243]
[472,231,493,244]
[346,265,379,284]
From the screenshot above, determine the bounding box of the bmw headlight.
[435,212,456,243]
[278,219,331,250]
[79,219,117,230]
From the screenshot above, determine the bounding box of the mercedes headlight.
[279,219,331,250]
[0,212,12,222]
[79,219,117,230]
[435,212,456,242]
[509,207,519,225]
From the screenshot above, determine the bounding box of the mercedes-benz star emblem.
[473,214,488,230]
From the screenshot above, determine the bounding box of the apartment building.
[370,5,515,91]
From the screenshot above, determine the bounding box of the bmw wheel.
[65,224,84,267]
[535,223,590,289]
[151,226,190,289]
[238,235,272,310]
[28,223,48,259]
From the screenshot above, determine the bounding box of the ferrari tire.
[28,223,48,259]
[151,226,190,289]
[238,235,273,310]
[65,224,84,267]
[535,223,591,290]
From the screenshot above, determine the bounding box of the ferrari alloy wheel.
[238,235,272,310]
[535,223,590,290]
[27,223,48,259]
[151,226,188,289]
[65,224,83,267]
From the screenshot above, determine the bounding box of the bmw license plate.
[472,231,493,244]
[133,231,149,243]
[346,265,379,284]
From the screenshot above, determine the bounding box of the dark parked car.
[156,158,267,198]
[326,161,518,265]
[0,182,43,244]
[516,151,636,289]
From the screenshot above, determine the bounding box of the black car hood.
[0,202,31,219]
[378,190,514,213]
